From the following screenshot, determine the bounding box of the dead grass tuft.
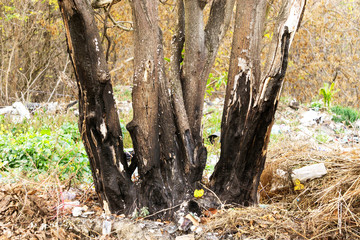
[205,141,360,239]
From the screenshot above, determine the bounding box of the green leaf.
[40,129,51,135]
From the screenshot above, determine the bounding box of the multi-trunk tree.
[57,0,305,217]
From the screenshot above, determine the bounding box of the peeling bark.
[58,0,135,215]
[58,0,305,218]
[210,0,306,205]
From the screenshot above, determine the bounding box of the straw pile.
[0,140,359,239]
[205,141,360,239]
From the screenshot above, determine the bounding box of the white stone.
[300,110,323,126]
[0,106,16,115]
[12,102,30,120]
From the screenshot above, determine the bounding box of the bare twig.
[141,204,181,220]
[108,14,133,31]
[200,182,224,208]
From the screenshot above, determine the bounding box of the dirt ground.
[1,103,360,239]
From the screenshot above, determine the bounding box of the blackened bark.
[57,0,303,218]
[127,0,208,216]
[210,0,306,205]
[58,0,135,214]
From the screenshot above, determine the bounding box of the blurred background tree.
[0,0,359,107]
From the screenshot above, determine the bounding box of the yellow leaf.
[194,189,204,198]
[294,179,304,191]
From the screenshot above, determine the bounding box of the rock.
[0,106,16,115]
[12,102,31,120]
[291,163,327,182]
[289,99,300,110]
[300,110,324,126]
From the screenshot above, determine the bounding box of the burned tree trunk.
[58,0,135,214]
[126,0,235,215]
[58,0,305,217]
[210,0,306,205]
[58,0,235,217]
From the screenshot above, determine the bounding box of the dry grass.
[205,140,360,239]
[1,138,360,239]
[0,171,96,239]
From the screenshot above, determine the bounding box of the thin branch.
[108,13,133,31]
[141,204,181,220]
[200,182,224,208]
[204,0,235,57]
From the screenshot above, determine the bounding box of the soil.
[1,101,359,239]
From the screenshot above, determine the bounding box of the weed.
[331,105,360,125]
[310,101,323,110]
[0,115,91,182]
[131,206,150,219]
[113,85,132,101]
[315,133,329,143]
[270,133,286,144]
[319,82,339,108]
[206,72,228,97]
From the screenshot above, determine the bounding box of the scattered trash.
[61,190,77,201]
[0,106,16,115]
[291,163,327,182]
[12,102,31,120]
[0,102,31,121]
[102,219,112,235]
[62,200,80,210]
[72,206,88,217]
[185,213,200,226]
[300,110,324,126]
[289,99,300,110]
[271,124,291,135]
[208,132,220,144]
[178,216,192,231]
[165,223,178,234]
[39,223,47,231]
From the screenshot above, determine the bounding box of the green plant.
[131,206,150,219]
[319,82,339,108]
[206,72,228,97]
[315,133,329,143]
[310,101,323,110]
[0,119,91,182]
[331,105,360,125]
[139,207,150,217]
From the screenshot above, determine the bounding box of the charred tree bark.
[58,0,302,218]
[58,0,135,214]
[126,0,235,215]
[210,0,306,205]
